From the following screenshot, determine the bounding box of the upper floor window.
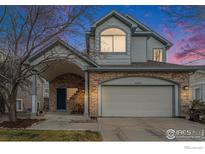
[153,48,163,62]
[100,28,126,52]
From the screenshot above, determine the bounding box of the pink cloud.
[170,32,205,64]
[163,27,173,41]
[170,21,205,63]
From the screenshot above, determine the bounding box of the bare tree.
[161,6,205,64]
[0,6,96,122]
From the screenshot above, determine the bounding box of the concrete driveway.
[98,118,205,141]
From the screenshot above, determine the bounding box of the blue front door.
[57,88,66,110]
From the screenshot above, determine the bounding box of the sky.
[68,6,205,65]
[0,6,204,65]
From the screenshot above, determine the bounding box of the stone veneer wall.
[190,71,205,100]
[49,73,84,112]
[69,89,84,114]
[88,72,190,117]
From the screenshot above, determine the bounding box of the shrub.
[189,100,205,122]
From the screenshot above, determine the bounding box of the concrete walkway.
[27,113,205,141]
[98,118,205,141]
[28,113,98,131]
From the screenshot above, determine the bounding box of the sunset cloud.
[162,26,173,41]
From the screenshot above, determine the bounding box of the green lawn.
[0,129,102,141]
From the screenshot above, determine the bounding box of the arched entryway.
[29,40,97,117]
[32,59,88,115]
[50,73,85,114]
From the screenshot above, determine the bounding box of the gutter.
[87,67,199,72]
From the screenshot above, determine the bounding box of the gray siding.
[88,16,167,65]
[93,17,131,65]
[16,76,45,112]
[147,37,166,62]
[131,37,147,62]
[88,36,95,53]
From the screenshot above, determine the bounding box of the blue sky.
[1,6,203,65]
[67,6,205,65]
[68,6,203,64]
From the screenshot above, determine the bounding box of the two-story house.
[17,11,204,118]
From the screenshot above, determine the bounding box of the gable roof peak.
[90,10,172,48]
[91,10,133,28]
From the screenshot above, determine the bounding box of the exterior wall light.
[183,86,189,90]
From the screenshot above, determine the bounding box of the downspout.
[146,36,149,61]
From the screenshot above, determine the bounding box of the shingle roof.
[28,38,98,67]
[88,61,205,72]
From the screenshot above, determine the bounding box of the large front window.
[100,28,126,52]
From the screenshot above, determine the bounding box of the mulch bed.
[0,119,44,129]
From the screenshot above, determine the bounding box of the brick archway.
[50,73,85,114]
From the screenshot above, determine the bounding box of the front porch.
[49,73,85,114]
[29,40,96,117]
[31,60,89,117]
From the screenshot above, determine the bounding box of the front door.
[57,88,66,110]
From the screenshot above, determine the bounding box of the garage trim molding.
[98,76,179,117]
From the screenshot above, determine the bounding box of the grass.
[0,129,102,141]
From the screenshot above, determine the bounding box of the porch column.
[84,71,89,118]
[31,74,37,115]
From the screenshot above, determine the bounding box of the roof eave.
[87,67,198,72]
[126,15,173,47]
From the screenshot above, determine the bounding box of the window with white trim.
[194,87,201,100]
[153,48,163,62]
[16,99,23,112]
[100,28,126,52]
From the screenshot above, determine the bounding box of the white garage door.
[101,86,173,117]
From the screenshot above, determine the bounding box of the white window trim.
[194,86,202,100]
[16,99,23,112]
[100,28,126,53]
[153,48,163,62]
[193,82,205,101]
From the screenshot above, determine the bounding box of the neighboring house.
[0,50,47,113]
[190,70,205,101]
[16,77,47,113]
[8,11,205,118]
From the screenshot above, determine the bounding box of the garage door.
[101,86,173,117]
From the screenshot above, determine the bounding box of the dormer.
[86,11,172,65]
